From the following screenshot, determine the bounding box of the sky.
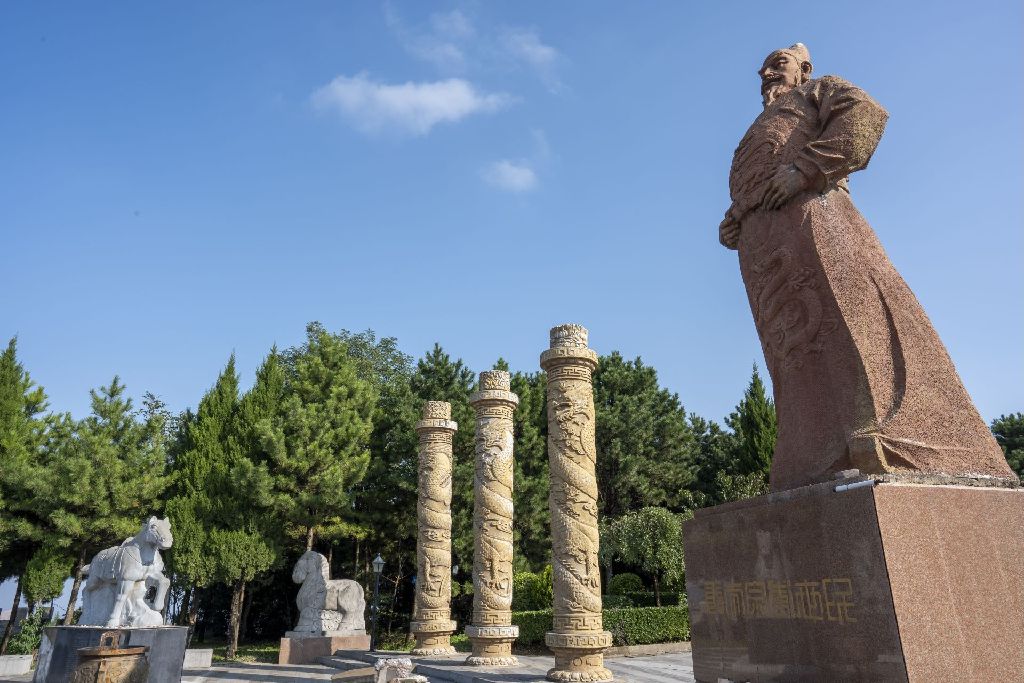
[1,1,1021,611]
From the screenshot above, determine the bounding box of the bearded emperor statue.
[719,43,1016,492]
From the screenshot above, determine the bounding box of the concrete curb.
[605,641,691,658]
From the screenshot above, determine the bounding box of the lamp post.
[370,554,384,652]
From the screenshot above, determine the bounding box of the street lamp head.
[451,564,459,576]
[372,554,385,575]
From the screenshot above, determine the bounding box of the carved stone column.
[540,324,612,682]
[465,371,520,667]
[410,401,458,656]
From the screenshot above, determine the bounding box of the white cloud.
[385,4,472,70]
[502,29,558,69]
[431,10,474,40]
[311,73,511,136]
[482,160,537,193]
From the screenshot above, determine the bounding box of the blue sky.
[1,0,1021,611]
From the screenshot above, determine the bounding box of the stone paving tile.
[182,661,338,682]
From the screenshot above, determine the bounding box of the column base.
[545,631,613,682]
[409,620,457,657]
[464,624,518,667]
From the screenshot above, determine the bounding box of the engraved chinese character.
[744,581,768,617]
[793,580,825,621]
[766,580,794,618]
[700,581,725,616]
[724,581,744,619]
[823,578,856,623]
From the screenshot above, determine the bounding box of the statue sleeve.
[793,76,889,190]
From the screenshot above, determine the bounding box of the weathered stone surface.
[540,325,612,682]
[683,479,1024,682]
[79,517,173,628]
[182,648,213,669]
[34,625,187,683]
[465,370,520,667]
[719,43,1016,492]
[290,550,366,636]
[278,634,371,665]
[410,402,458,656]
[0,655,32,676]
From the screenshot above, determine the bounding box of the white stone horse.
[80,516,173,628]
[291,550,366,635]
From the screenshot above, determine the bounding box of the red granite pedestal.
[682,476,1023,682]
[278,633,370,664]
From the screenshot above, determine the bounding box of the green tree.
[991,413,1024,479]
[21,546,72,610]
[593,352,697,518]
[410,344,476,568]
[276,326,376,551]
[46,378,168,624]
[507,366,550,571]
[730,365,777,476]
[0,338,50,653]
[607,507,685,606]
[165,357,240,630]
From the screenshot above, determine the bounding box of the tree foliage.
[991,413,1024,479]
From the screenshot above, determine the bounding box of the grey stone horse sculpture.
[290,550,366,635]
[80,516,173,628]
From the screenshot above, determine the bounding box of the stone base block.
[409,619,457,656]
[683,478,1024,682]
[0,655,32,676]
[545,631,613,682]
[33,625,187,683]
[182,648,213,668]
[465,624,519,666]
[278,634,370,665]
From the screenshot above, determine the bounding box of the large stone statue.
[289,550,366,636]
[80,516,173,628]
[719,43,1016,491]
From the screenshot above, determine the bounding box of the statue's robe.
[728,75,1015,491]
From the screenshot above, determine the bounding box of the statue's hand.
[719,211,741,250]
[762,164,810,211]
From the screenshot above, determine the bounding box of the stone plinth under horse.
[80,516,173,628]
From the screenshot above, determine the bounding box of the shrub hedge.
[512,566,554,611]
[606,572,645,595]
[511,605,689,647]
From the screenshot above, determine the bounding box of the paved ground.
[180,650,697,683]
[4,651,696,682]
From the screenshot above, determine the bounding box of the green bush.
[512,565,553,611]
[511,609,552,646]
[607,573,645,595]
[602,594,633,608]
[511,605,689,648]
[7,609,48,655]
[604,606,689,646]
[620,591,681,607]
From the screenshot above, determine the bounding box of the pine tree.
[46,376,168,625]
[991,413,1024,479]
[410,344,476,567]
[506,366,550,571]
[713,365,776,502]
[165,357,240,630]
[0,338,50,653]
[593,352,697,518]
[275,326,376,551]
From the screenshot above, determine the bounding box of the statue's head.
[758,43,812,107]
[144,516,173,550]
[293,550,329,584]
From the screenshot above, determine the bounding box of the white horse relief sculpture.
[289,550,366,636]
[80,516,173,628]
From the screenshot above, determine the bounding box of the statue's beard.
[761,80,793,107]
